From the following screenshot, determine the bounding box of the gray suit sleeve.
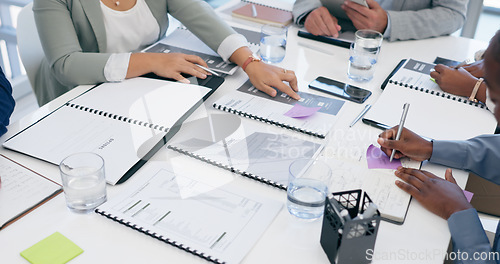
[385,0,468,41]
[292,0,322,25]
[33,0,110,87]
[430,135,500,185]
[167,0,237,52]
[448,208,498,264]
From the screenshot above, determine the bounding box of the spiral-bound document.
[167,113,325,190]
[95,159,282,264]
[383,59,487,107]
[363,59,497,140]
[241,0,294,12]
[213,80,345,138]
[3,78,213,185]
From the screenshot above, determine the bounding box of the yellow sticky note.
[21,232,83,264]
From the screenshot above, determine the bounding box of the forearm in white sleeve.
[103,53,132,82]
[217,34,248,62]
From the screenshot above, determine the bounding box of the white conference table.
[0,10,492,264]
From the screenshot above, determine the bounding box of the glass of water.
[348,29,383,82]
[260,24,287,63]
[59,152,107,213]
[287,158,331,220]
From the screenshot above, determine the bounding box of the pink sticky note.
[284,104,322,118]
[366,144,402,170]
[463,190,474,203]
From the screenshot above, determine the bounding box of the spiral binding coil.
[167,145,287,191]
[66,103,170,132]
[212,103,326,139]
[241,0,290,12]
[94,208,225,264]
[388,79,486,109]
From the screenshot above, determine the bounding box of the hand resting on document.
[378,126,472,220]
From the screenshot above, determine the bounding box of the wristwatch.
[242,55,261,71]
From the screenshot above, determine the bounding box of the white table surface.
[0,6,493,263]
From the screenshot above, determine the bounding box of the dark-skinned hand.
[394,167,473,219]
[377,126,433,161]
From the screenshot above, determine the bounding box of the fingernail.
[378,138,384,144]
[201,74,207,78]
[180,78,190,84]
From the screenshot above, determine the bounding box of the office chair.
[16,2,44,93]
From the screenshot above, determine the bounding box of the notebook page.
[389,59,474,103]
[0,155,61,229]
[168,113,325,188]
[70,78,211,129]
[363,83,497,140]
[243,0,295,11]
[322,157,420,223]
[3,106,165,185]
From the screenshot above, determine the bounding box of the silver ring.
[283,69,287,74]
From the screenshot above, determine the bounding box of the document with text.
[96,158,282,264]
[3,78,212,184]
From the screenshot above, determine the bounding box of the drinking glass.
[287,158,331,220]
[59,152,107,213]
[348,29,383,82]
[260,24,287,63]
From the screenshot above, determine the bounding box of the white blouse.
[100,0,247,82]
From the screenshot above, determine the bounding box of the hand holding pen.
[377,125,433,162]
[389,103,410,162]
[453,58,473,69]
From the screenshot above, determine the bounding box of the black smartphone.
[308,76,372,103]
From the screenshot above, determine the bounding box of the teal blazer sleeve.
[33,0,236,106]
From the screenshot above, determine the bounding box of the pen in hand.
[196,64,220,77]
[453,58,472,69]
[390,103,410,162]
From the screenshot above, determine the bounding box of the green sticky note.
[20,232,83,264]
